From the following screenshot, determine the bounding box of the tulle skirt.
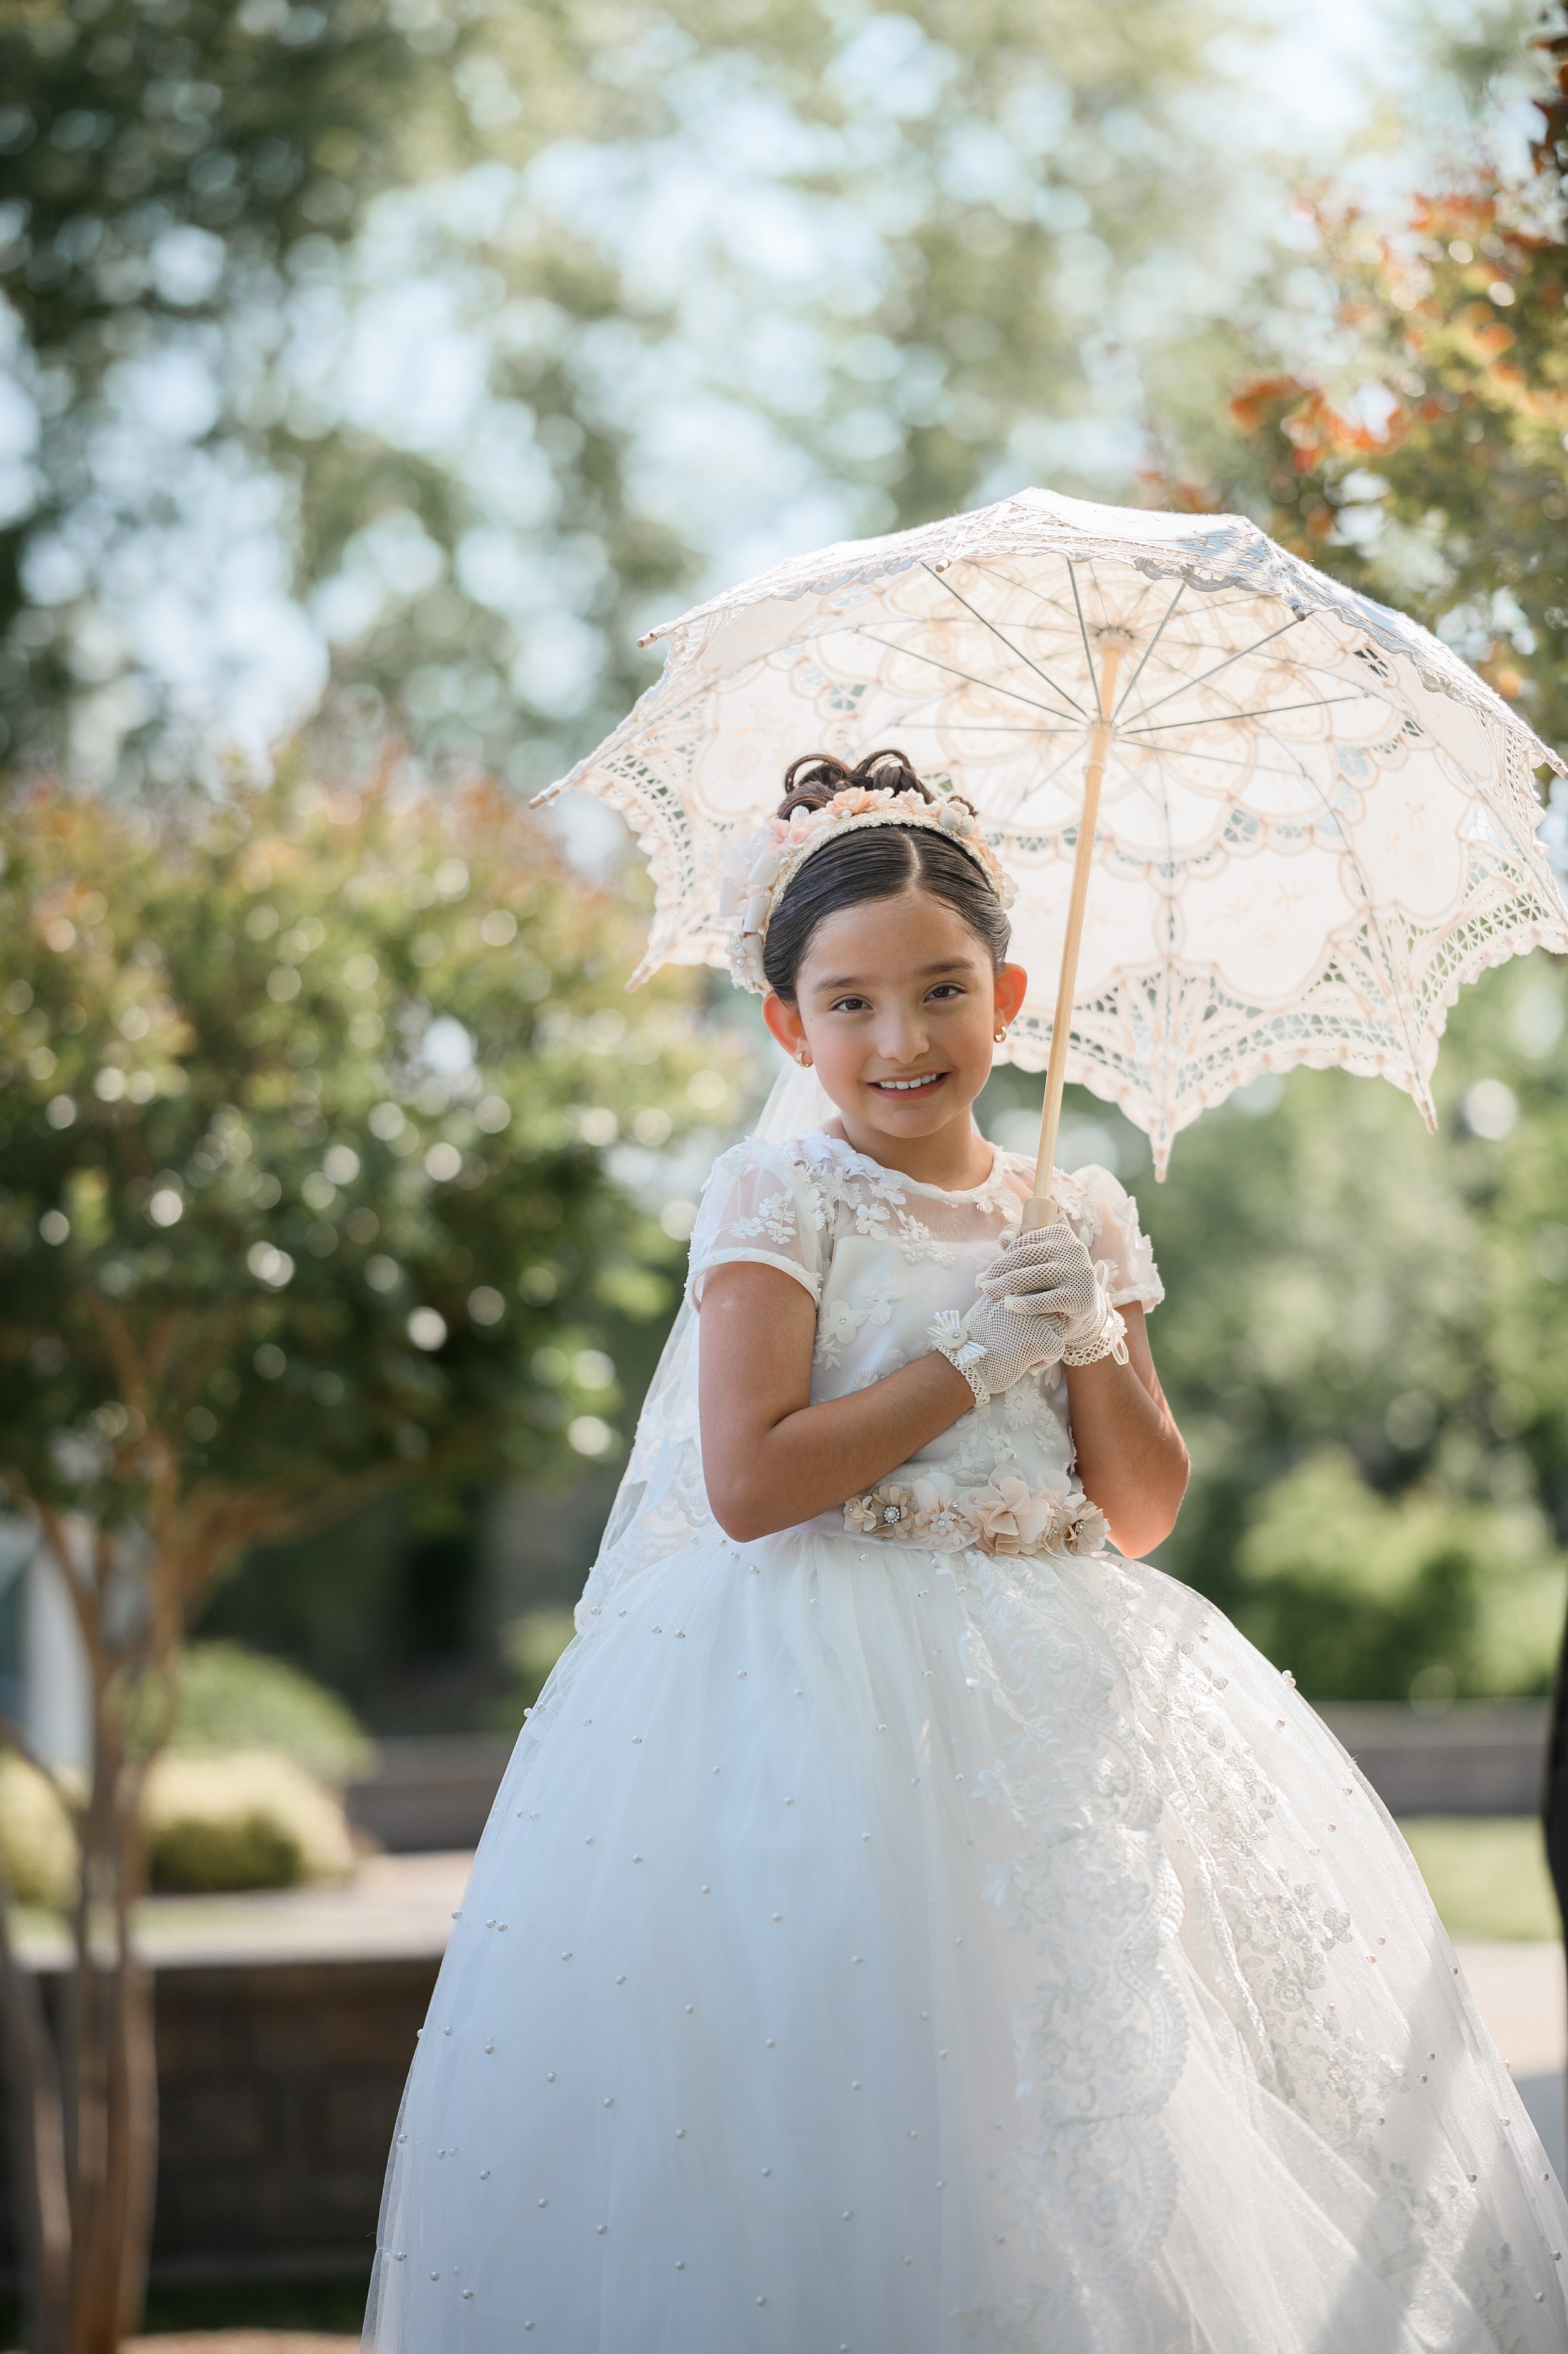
[362,1525,1568,2353]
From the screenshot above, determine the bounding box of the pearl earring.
[796,1047,812,1067]
[994,1027,1007,1044]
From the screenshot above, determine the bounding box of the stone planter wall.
[0,1950,437,2288]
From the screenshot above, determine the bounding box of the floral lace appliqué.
[844,1470,1107,1559]
[813,1270,909,1367]
[729,1188,800,1248]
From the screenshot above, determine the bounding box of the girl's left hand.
[978,1223,1126,1365]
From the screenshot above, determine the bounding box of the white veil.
[573,1052,835,1632]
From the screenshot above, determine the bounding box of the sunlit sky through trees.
[0,0,1554,798]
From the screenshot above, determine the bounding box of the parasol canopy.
[543,489,1568,1173]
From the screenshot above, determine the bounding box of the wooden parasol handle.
[1022,640,1123,1233]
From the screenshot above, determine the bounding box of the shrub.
[1234,1450,1568,1703]
[144,1750,356,1894]
[487,1606,578,1729]
[169,1641,372,1784]
[0,1754,76,1911]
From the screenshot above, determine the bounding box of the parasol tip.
[528,783,564,810]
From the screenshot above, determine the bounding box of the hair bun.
[776,747,936,820]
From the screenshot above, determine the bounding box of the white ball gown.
[363,1129,1568,2353]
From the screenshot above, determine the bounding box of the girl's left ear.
[762,992,808,1061]
[994,962,1029,1031]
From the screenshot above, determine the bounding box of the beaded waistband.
[842,1473,1108,1560]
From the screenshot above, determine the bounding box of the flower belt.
[843,1471,1108,1559]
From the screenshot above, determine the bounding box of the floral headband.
[720,784,1017,994]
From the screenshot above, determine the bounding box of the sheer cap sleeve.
[1066,1163,1164,1312]
[686,1136,827,1308]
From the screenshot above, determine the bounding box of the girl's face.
[762,888,1027,1158]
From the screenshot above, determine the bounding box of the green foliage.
[0,0,457,775]
[144,1747,354,1891]
[0,763,741,1554]
[169,1640,372,1782]
[1136,949,1568,1697]
[486,1603,576,1729]
[0,0,694,787]
[787,0,1256,537]
[0,0,1273,787]
[0,1752,76,1911]
[1401,1815,1561,1943]
[1214,24,1568,757]
[986,949,1568,1702]
[1232,1450,1565,1704]
[0,1704,367,1907]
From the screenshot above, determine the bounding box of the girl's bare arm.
[1065,1306,1189,1556]
[697,1261,975,1541]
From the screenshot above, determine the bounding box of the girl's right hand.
[933,1281,1067,1404]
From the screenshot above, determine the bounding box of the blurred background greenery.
[9,12,1568,2338]
[3,0,1567,1750]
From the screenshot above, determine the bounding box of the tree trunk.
[65,1675,161,2354]
[0,1873,73,2354]
[4,1497,308,2351]
[0,1537,166,2353]
[1542,1608,1568,2168]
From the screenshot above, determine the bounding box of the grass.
[135,2281,370,2333]
[1400,1815,1563,1943]
[1,2277,368,2346]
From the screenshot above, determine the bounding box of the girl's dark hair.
[762,748,1010,1003]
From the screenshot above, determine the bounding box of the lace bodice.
[575,1127,1162,1630]
[687,1129,1162,1549]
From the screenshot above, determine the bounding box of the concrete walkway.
[1456,1939,1567,2180]
[124,2340,358,2353]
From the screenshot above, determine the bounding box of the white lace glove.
[928,1291,1066,1408]
[977,1221,1128,1370]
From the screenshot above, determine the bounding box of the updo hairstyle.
[761,748,1011,1004]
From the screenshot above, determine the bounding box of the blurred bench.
[346,1734,515,1852]
[1320,1700,1549,1818]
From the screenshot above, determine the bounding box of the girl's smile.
[761,886,1028,1192]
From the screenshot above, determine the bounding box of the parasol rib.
[1116,612,1306,725]
[920,565,1094,718]
[1120,692,1366,735]
[844,629,1085,726]
[1111,583,1186,720]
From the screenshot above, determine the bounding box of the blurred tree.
[981,940,1568,1709]
[3,0,1301,793]
[467,0,1277,561]
[485,1601,577,1729]
[1104,2,1568,1726]
[0,0,693,791]
[0,762,742,2353]
[1210,11,1568,757]
[1231,1450,1565,1705]
[798,0,1264,533]
[0,0,445,777]
[1132,951,1568,1701]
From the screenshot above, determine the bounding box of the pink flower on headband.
[723,783,1015,994]
[824,785,890,819]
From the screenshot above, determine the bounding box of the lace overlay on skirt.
[363,1127,1568,2353]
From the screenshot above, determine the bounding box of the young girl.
[364,751,1568,2353]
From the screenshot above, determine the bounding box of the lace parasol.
[540,487,1568,1174]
